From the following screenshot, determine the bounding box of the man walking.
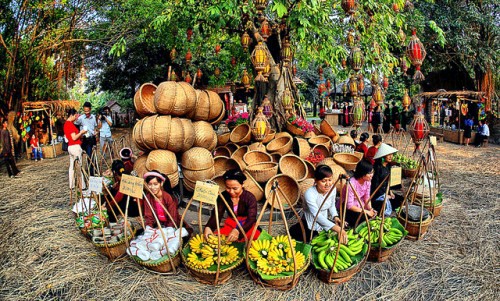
[1,120,21,178]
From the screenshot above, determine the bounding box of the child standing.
[30,134,43,161]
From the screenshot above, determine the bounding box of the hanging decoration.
[318,66,323,76]
[357,74,365,94]
[408,106,430,151]
[251,42,269,72]
[372,84,385,106]
[214,67,221,78]
[400,57,408,75]
[254,0,269,14]
[241,69,251,90]
[371,71,380,86]
[382,76,389,90]
[398,28,407,45]
[405,0,414,11]
[241,32,251,50]
[351,97,366,128]
[373,41,381,61]
[196,68,203,80]
[187,28,193,41]
[341,0,359,17]
[262,96,273,118]
[282,88,293,111]
[392,3,400,13]
[215,45,221,55]
[170,48,177,60]
[184,72,192,84]
[185,49,192,65]
[292,65,297,76]
[348,74,358,97]
[402,89,412,111]
[349,47,364,72]
[281,38,293,66]
[231,57,237,67]
[406,28,427,83]
[260,19,271,41]
[251,107,270,141]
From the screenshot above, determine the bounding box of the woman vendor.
[338,160,377,227]
[365,134,382,165]
[204,169,260,242]
[105,160,140,222]
[290,165,347,244]
[119,147,135,174]
[354,132,370,156]
[371,143,403,216]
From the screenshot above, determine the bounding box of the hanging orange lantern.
[215,44,221,55]
[170,47,177,60]
[260,19,271,41]
[241,69,251,89]
[251,41,269,72]
[292,65,297,76]
[402,89,412,111]
[348,74,358,96]
[251,107,270,141]
[214,67,221,78]
[382,76,389,90]
[187,28,193,41]
[408,106,430,150]
[196,68,203,79]
[341,0,358,16]
[185,49,192,64]
[326,79,332,91]
[372,84,385,106]
[392,3,400,13]
[241,32,251,50]
[184,72,192,84]
[406,28,427,83]
[357,74,365,94]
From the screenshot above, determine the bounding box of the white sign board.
[89,176,103,193]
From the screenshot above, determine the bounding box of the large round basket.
[243,171,264,201]
[316,256,367,284]
[403,168,418,179]
[243,150,273,166]
[213,146,231,157]
[94,230,135,261]
[141,115,158,150]
[279,154,308,182]
[266,136,293,155]
[230,123,252,145]
[154,81,196,117]
[264,174,300,210]
[181,147,214,171]
[213,156,241,177]
[217,132,231,146]
[353,151,364,161]
[292,137,311,159]
[304,160,315,179]
[262,129,276,144]
[285,122,305,136]
[133,154,148,178]
[188,90,210,121]
[318,159,347,191]
[397,214,433,240]
[337,134,355,146]
[207,90,225,121]
[230,145,248,170]
[146,150,177,175]
[248,142,267,152]
[132,119,147,151]
[311,144,330,158]
[246,162,279,183]
[134,83,157,117]
[183,166,216,182]
[133,251,182,274]
[225,142,239,154]
[270,152,281,163]
[308,135,332,151]
[275,132,292,140]
[319,119,339,142]
[333,153,361,171]
[193,121,217,150]
[153,115,172,149]
[183,177,196,192]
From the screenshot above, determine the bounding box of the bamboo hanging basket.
[397,213,433,239]
[266,136,293,155]
[133,83,157,117]
[243,150,273,166]
[403,168,418,178]
[181,147,214,171]
[230,123,252,145]
[333,153,361,171]
[292,137,311,159]
[316,255,367,284]
[279,154,308,182]
[246,162,279,183]
[264,174,300,210]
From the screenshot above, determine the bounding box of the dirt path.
[0,142,498,301]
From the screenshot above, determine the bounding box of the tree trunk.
[476,66,494,111]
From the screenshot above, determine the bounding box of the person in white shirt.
[97,106,113,154]
[476,120,490,147]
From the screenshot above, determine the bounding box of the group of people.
[463,116,490,147]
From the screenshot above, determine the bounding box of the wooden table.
[325,112,342,126]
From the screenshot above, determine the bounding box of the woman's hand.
[365,208,376,218]
[334,216,348,228]
[227,229,239,242]
[333,227,348,245]
[203,227,213,240]
[389,191,395,199]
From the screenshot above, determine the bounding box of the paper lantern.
[170,47,177,60]
[406,28,427,83]
[341,0,358,16]
[241,32,251,50]
[408,106,429,150]
[402,89,411,111]
[349,47,364,72]
[251,41,269,72]
[351,98,366,128]
[185,49,192,65]
[251,107,270,141]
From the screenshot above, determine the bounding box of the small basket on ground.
[266,136,293,155]
[292,137,311,159]
[403,168,418,178]
[262,129,276,144]
[230,123,252,145]
[279,154,308,182]
[319,119,339,142]
[243,150,273,166]
[333,153,361,171]
[217,133,231,146]
[133,250,182,273]
[94,228,136,261]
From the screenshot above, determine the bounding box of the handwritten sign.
[89,176,103,193]
[429,136,437,146]
[390,166,402,187]
[119,174,144,198]
[192,181,219,205]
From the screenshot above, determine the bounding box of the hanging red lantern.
[170,47,177,60]
[318,66,323,75]
[241,32,251,50]
[402,89,411,111]
[185,49,192,64]
[341,0,358,16]
[408,106,430,150]
[349,47,364,72]
[215,44,221,55]
[196,68,203,79]
[406,28,427,83]
[382,76,389,90]
[369,98,377,110]
[392,3,400,13]
[260,19,271,41]
[231,57,237,67]
[318,82,326,97]
[187,28,193,41]
[319,106,326,119]
[184,72,192,84]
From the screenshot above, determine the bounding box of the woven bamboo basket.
[318,158,347,191]
[337,134,355,146]
[246,162,279,183]
[211,175,226,194]
[134,250,182,273]
[250,256,310,289]
[262,129,276,144]
[243,170,264,202]
[403,168,418,178]
[181,147,214,171]
[183,177,196,192]
[243,150,273,166]
[299,178,315,206]
[304,160,315,179]
[133,154,148,178]
[275,132,292,139]
[264,174,300,210]
[217,133,231,146]
[279,154,308,182]
[207,90,225,121]
[163,118,187,153]
[398,214,433,239]
[132,119,147,151]
[286,122,305,136]
[153,115,172,149]
[270,152,281,163]
[146,150,178,175]
[308,135,332,151]
[248,142,267,152]
[167,171,179,188]
[230,123,252,145]
[292,137,311,159]
[311,144,330,158]
[188,90,211,121]
[230,145,248,170]
[318,157,337,170]
[266,136,293,155]
[140,115,158,150]
[95,229,135,261]
[319,119,339,142]
[333,153,360,171]
[134,83,157,117]
[225,142,239,154]
[213,146,231,157]
[181,118,196,152]
[209,106,226,125]
[154,81,196,117]
[177,82,197,115]
[352,151,364,160]
[368,237,404,262]
[317,256,367,284]
[193,121,217,150]
[153,81,179,115]
[304,131,316,139]
[213,156,241,177]
[183,166,216,182]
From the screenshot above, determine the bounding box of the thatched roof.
[414,90,485,101]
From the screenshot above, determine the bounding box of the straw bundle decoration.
[264,174,300,210]
[279,154,308,182]
[243,150,273,166]
[333,153,361,171]
[134,83,157,117]
[181,147,214,171]
[230,123,252,145]
[266,136,293,155]
[245,162,279,183]
[319,119,339,142]
[193,121,217,151]
[217,132,231,146]
[230,145,248,170]
[292,137,311,159]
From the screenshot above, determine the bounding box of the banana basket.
[246,231,312,290]
[181,240,246,285]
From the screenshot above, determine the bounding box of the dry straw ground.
[0,142,498,301]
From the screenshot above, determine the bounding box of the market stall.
[21,100,79,159]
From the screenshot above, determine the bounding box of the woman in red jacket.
[64,108,87,189]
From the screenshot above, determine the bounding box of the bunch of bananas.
[186,234,239,270]
[311,229,364,273]
[248,236,306,276]
[357,217,403,248]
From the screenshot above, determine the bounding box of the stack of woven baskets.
[132,81,225,188]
